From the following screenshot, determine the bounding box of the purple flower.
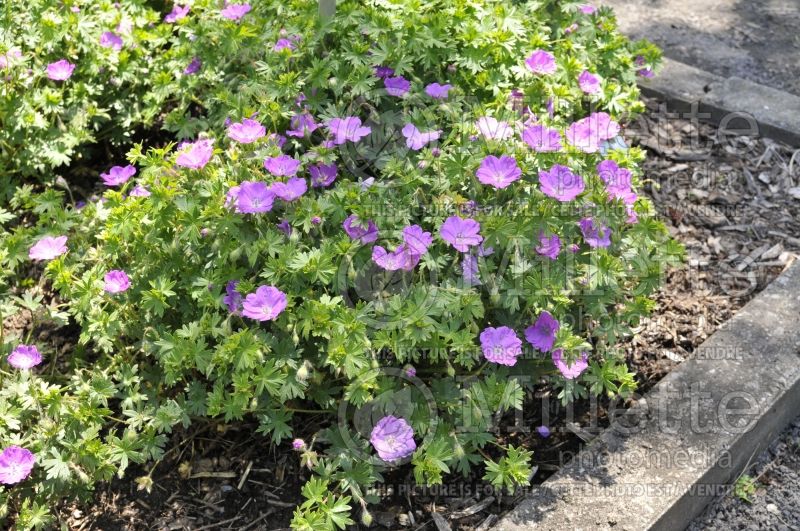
[475,155,521,189]
[525,50,556,75]
[480,326,523,366]
[29,236,68,261]
[476,117,513,141]
[165,4,190,22]
[402,225,433,255]
[270,177,307,201]
[552,350,589,379]
[100,164,136,186]
[241,285,288,321]
[537,425,551,438]
[309,163,337,188]
[8,345,42,369]
[522,125,562,152]
[100,32,123,50]
[402,124,440,151]
[565,23,579,34]
[292,438,306,450]
[579,218,611,248]
[227,118,266,144]
[524,311,559,352]
[184,57,201,75]
[626,206,638,224]
[343,215,378,244]
[462,254,480,286]
[235,181,274,213]
[374,66,395,78]
[224,280,243,314]
[0,49,22,69]
[176,138,214,169]
[538,164,585,202]
[274,38,295,52]
[263,155,301,177]
[46,59,75,81]
[597,160,636,204]
[440,216,482,252]
[635,56,654,78]
[328,117,371,145]
[405,366,417,377]
[425,83,452,99]
[535,232,561,260]
[566,112,620,153]
[578,70,601,94]
[311,216,322,225]
[277,219,292,236]
[370,416,416,461]
[372,245,417,271]
[579,4,596,14]
[104,270,131,294]
[0,446,35,485]
[286,113,319,138]
[129,184,151,197]
[220,3,251,21]
[384,76,410,97]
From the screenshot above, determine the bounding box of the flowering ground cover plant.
[0,0,677,528]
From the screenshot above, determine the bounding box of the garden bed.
[54,96,800,530]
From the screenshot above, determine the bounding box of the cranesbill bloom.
[270,177,307,201]
[235,181,274,213]
[372,245,418,271]
[425,83,452,99]
[263,155,300,177]
[184,57,201,75]
[475,155,521,189]
[0,446,35,485]
[402,124,440,151]
[46,59,75,81]
[241,285,287,321]
[220,3,251,21]
[129,184,151,197]
[522,125,562,152]
[402,225,433,255]
[524,311,559,352]
[539,164,585,201]
[579,4,596,14]
[440,216,482,252]
[597,160,636,204]
[292,438,306,450]
[0,49,22,69]
[104,270,131,294]
[535,232,561,260]
[101,164,136,186]
[328,117,371,145]
[274,38,295,52]
[635,55,654,78]
[552,350,589,379]
[578,217,612,248]
[8,345,42,369]
[224,280,243,314]
[165,4,190,22]
[29,236,68,261]
[277,219,292,236]
[309,163,337,188]
[578,70,600,94]
[176,139,214,169]
[228,118,266,144]
[476,117,513,141]
[480,326,523,366]
[343,215,378,244]
[566,112,620,153]
[100,32,123,51]
[286,113,319,138]
[525,50,556,75]
[537,425,551,438]
[370,415,416,462]
[384,76,410,97]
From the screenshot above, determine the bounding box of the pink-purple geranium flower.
[566,112,620,153]
[475,117,513,141]
[480,326,523,366]
[7,345,42,369]
[0,49,22,69]
[270,177,307,201]
[309,163,337,188]
[0,446,35,485]
[128,185,151,198]
[384,76,410,97]
[234,181,274,213]
[328,117,371,145]
[343,215,379,244]
[524,311,559,352]
[597,160,636,204]
[286,113,319,138]
[535,232,561,260]
[100,32,123,51]
[100,164,136,186]
[29,236,68,261]
[176,138,214,169]
[402,124,440,151]
[402,225,433,255]
[263,155,301,177]
[525,50,556,75]
[552,350,589,379]
[46,59,75,81]
[241,285,287,321]
[104,270,131,294]
[579,217,612,248]
[635,56,654,78]
[425,83,452,99]
[440,216,482,252]
[223,280,243,314]
[475,155,521,189]
[372,225,432,271]
[184,57,201,75]
[274,38,295,52]
[227,118,266,144]
[538,164,585,201]
[292,438,306,450]
[578,70,601,94]
[374,66,394,78]
[165,4,190,22]
[370,415,416,462]
[220,2,251,21]
[579,3,596,14]
[522,125,562,152]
